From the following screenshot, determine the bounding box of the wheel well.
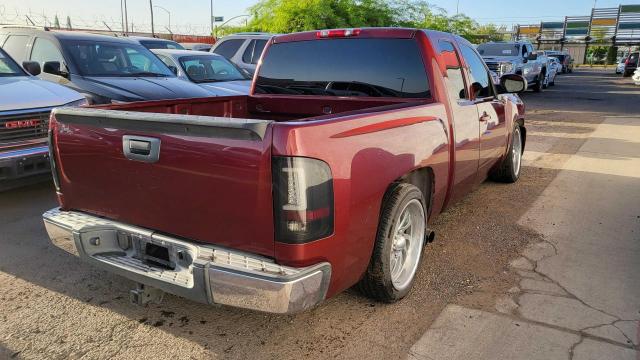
[396,167,434,217]
[516,117,526,152]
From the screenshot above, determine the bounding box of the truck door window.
[438,40,467,101]
[255,38,430,98]
[31,38,66,68]
[460,44,493,99]
[2,35,29,62]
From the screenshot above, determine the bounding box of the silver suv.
[210,33,272,76]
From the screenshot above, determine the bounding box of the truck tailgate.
[50,108,275,257]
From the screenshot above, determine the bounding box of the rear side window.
[439,40,467,101]
[242,39,267,64]
[212,39,245,60]
[460,43,493,99]
[255,38,430,98]
[2,35,30,62]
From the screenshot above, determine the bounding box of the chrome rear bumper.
[43,208,331,314]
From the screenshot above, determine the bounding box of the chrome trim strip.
[0,145,48,160]
[42,208,331,314]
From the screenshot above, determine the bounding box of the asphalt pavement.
[1,69,638,359]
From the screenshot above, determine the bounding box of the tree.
[227,0,484,42]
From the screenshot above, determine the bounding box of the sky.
[1,0,639,35]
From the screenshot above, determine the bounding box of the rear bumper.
[0,145,50,183]
[42,208,331,314]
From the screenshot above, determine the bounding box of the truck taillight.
[272,157,334,244]
[316,28,361,38]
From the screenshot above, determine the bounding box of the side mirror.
[167,65,178,75]
[500,74,527,93]
[527,53,538,61]
[43,61,69,78]
[22,61,41,76]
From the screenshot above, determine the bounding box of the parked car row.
[477,41,569,93]
[621,51,639,77]
[0,26,253,188]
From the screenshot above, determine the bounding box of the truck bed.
[95,95,428,122]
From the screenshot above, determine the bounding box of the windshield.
[255,38,430,98]
[477,43,521,57]
[140,40,185,50]
[179,55,246,83]
[62,40,174,77]
[0,48,26,76]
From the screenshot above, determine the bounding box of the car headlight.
[64,98,89,107]
[500,62,514,74]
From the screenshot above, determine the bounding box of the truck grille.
[0,111,50,145]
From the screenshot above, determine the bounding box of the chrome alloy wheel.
[390,199,425,291]
[512,126,522,177]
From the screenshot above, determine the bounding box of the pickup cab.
[478,41,547,92]
[43,28,527,314]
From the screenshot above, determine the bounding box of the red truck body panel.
[49,28,524,299]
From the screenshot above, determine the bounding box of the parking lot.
[0,69,637,359]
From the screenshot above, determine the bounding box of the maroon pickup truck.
[43,28,527,314]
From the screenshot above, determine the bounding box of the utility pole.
[456,0,460,15]
[210,0,214,36]
[124,0,129,33]
[149,0,155,36]
[121,0,125,33]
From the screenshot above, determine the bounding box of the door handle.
[123,135,161,163]
[479,112,492,122]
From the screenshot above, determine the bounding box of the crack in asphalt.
[506,238,640,352]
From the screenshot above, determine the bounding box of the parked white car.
[547,57,562,86]
[633,68,640,85]
[616,58,626,74]
[152,49,252,96]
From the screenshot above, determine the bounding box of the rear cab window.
[255,38,430,98]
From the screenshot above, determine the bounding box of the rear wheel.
[490,125,523,183]
[358,183,426,302]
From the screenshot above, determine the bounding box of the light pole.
[210,0,214,36]
[456,0,460,15]
[149,0,155,36]
[154,5,171,33]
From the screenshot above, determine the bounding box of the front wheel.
[358,183,426,302]
[533,72,545,92]
[490,125,523,183]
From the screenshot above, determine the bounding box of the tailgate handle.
[123,135,161,163]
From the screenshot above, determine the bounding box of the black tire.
[533,72,544,92]
[358,183,426,303]
[623,70,632,77]
[490,125,523,183]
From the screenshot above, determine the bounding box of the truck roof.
[273,27,419,43]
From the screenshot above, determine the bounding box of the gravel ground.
[0,69,634,359]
